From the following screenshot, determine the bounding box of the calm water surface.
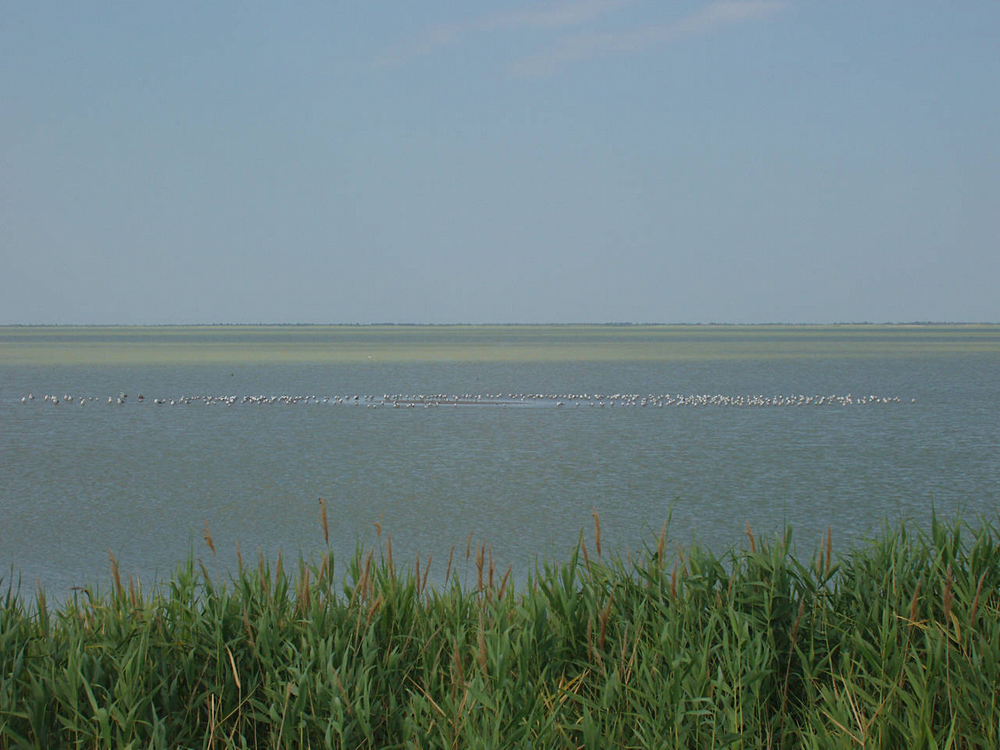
[2,325,998,595]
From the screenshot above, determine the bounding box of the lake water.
[2,325,998,596]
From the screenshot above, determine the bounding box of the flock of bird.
[20,391,912,409]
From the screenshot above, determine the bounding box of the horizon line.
[3,321,998,328]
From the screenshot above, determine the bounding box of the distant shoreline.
[2,321,998,328]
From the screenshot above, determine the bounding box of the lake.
[2,324,998,595]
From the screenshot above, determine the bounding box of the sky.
[2,1,998,325]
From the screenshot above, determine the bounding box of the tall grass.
[2,513,999,748]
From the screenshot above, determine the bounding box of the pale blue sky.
[3,2,998,324]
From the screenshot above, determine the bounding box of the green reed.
[2,512,999,748]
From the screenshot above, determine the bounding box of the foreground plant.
[1,511,999,748]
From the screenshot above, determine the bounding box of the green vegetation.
[3,513,1000,748]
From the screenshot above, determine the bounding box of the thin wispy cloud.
[484,0,636,30]
[373,0,635,68]
[508,0,789,76]
[373,1,787,75]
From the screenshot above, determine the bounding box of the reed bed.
[2,512,1000,748]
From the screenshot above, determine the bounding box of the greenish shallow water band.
[2,324,998,365]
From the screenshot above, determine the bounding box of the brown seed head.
[319,498,329,546]
[203,521,216,556]
[593,508,602,557]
